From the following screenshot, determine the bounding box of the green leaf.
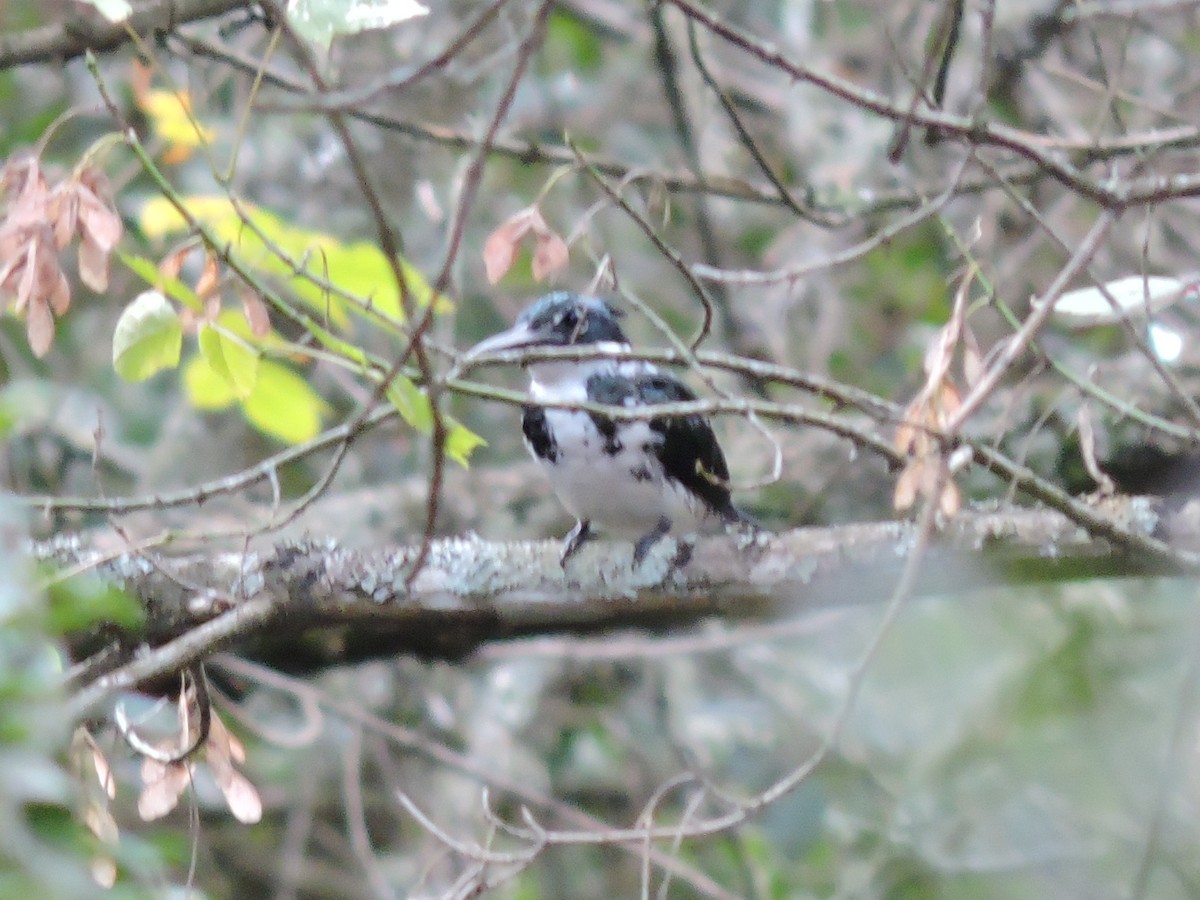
[384,378,485,466]
[111,290,183,382]
[547,10,603,73]
[241,360,326,444]
[44,575,144,634]
[198,324,260,399]
[118,251,202,312]
[287,0,429,49]
[183,353,237,410]
[445,418,486,468]
[385,375,434,433]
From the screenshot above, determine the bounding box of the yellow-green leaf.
[385,375,434,433]
[137,194,450,328]
[112,290,183,381]
[445,418,486,468]
[183,353,237,410]
[198,324,260,399]
[242,361,325,444]
[139,89,215,151]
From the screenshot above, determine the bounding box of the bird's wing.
[585,371,737,520]
[636,374,736,518]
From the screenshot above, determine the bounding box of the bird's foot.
[632,516,673,565]
[559,520,594,568]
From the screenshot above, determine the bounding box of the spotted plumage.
[468,292,748,565]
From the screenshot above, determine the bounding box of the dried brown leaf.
[195,253,220,300]
[894,397,926,455]
[532,230,569,281]
[939,478,961,517]
[962,325,984,389]
[72,728,116,799]
[932,381,962,423]
[892,460,921,511]
[1077,402,1115,494]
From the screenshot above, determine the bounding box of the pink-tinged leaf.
[240,288,271,338]
[50,271,71,315]
[137,759,190,821]
[0,248,23,296]
[78,186,123,253]
[83,804,119,844]
[482,218,527,285]
[158,244,190,280]
[15,240,36,311]
[48,183,79,249]
[79,164,114,201]
[532,230,569,281]
[0,221,21,264]
[90,856,118,889]
[939,479,961,517]
[415,180,443,223]
[2,156,47,211]
[26,297,54,356]
[219,769,263,824]
[78,235,110,292]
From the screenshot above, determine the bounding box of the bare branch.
[0,0,247,69]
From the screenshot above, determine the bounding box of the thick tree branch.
[0,0,247,69]
[45,497,1194,715]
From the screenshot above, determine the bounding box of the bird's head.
[466,292,630,391]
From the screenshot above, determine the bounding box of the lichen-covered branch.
[44,496,1192,716]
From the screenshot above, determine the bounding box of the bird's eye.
[560,308,578,329]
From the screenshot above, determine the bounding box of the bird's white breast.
[527,369,709,535]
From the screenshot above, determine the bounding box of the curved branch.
[0,0,246,69]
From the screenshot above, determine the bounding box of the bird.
[466,291,747,566]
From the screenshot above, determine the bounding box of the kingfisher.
[467,291,747,565]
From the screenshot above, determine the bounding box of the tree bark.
[45,494,1196,714]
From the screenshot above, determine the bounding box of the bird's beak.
[464,322,544,360]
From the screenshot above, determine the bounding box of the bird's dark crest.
[518,292,627,346]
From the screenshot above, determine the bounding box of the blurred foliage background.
[4,0,1200,896]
